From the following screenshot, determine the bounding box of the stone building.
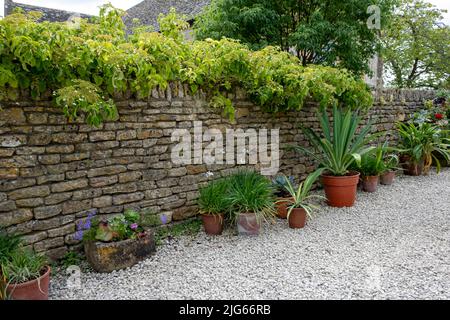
[123,0,210,30]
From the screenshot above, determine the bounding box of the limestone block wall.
[0,85,435,258]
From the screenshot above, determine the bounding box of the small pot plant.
[0,230,50,300]
[282,171,324,229]
[228,170,276,236]
[271,175,295,219]
[197,178,231,235]
[380,154,399,185]
[77,209,156,273]
[294,106,375,207]
[356,150,384,193]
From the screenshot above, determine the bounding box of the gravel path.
[50,169,450,300]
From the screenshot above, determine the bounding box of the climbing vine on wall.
[0,6,373,126]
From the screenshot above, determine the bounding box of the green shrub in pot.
[197,178,231,235]
[227,171,276,235]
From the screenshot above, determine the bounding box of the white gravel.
[50,169,450,300]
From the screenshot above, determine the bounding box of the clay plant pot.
[201,214,224,235]
[404,160,424,176]
[6,266,50,300]
[236,212,260,236]
[275,197,293,219]
[361,175,379,193]
[288,208,307,229]
[320,172,360,207]
[380,171,396,185]
[84,231,155,273]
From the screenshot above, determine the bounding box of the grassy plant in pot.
[1,230,50,300]
[294,106,375,207]
[283,171,324,229]
[272,176,295,219]
[197,179,230,235]
[228,171,276,236]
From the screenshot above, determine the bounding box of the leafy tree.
[382,0,450,88]
[194,0,395,75]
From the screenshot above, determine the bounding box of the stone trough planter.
[84,231,156,273]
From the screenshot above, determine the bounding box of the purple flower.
[160,214,167,225]
[130,223,138,230]
[74,230,84,241]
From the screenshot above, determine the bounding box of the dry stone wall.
[0,85,435,258]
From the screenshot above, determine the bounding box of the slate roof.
[4,0,91,22]
[123,0,211,30]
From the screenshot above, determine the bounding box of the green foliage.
[54,80,117,127]
[81,210,145,243]
[198,179,232,215]
[381,154,400,173]
[0,229,22,266]
[271,175,295,198]
[0,230,23,300]
[158,7,189,42]
[294,106,376,176]
[0,6,373,125]
[382,0,450,88]
[195,0,395,76]
[1,249,47,285]
[356,149,385,176]
[227,171,276,223]
[281,171,325,219]
[397,121,450,173]
[59,251,84,269]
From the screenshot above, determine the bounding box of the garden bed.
[49,169,450,300]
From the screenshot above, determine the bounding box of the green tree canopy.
[194,0,394,76]
[382,0,450,88]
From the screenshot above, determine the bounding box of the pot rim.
[6,265,51,289]
[321,171,360,179]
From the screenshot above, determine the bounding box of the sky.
[0,0,449,23]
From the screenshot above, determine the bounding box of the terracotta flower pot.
[201,214,224,235]
[320,172,360,207]
[236,212,260,236]
[404,160,424,176]
[361,175,379,193]
[6,266,50,300]
[380,171,396,185]
[275,197,293,219]
[288,208,307,229]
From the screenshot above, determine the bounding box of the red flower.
[435,113,444,120]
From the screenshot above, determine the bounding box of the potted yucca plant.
[282,171,324,229]
[271,176,295,219]
[294,106,375,207]
[197,179,231,235]
[228,171,276,236]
